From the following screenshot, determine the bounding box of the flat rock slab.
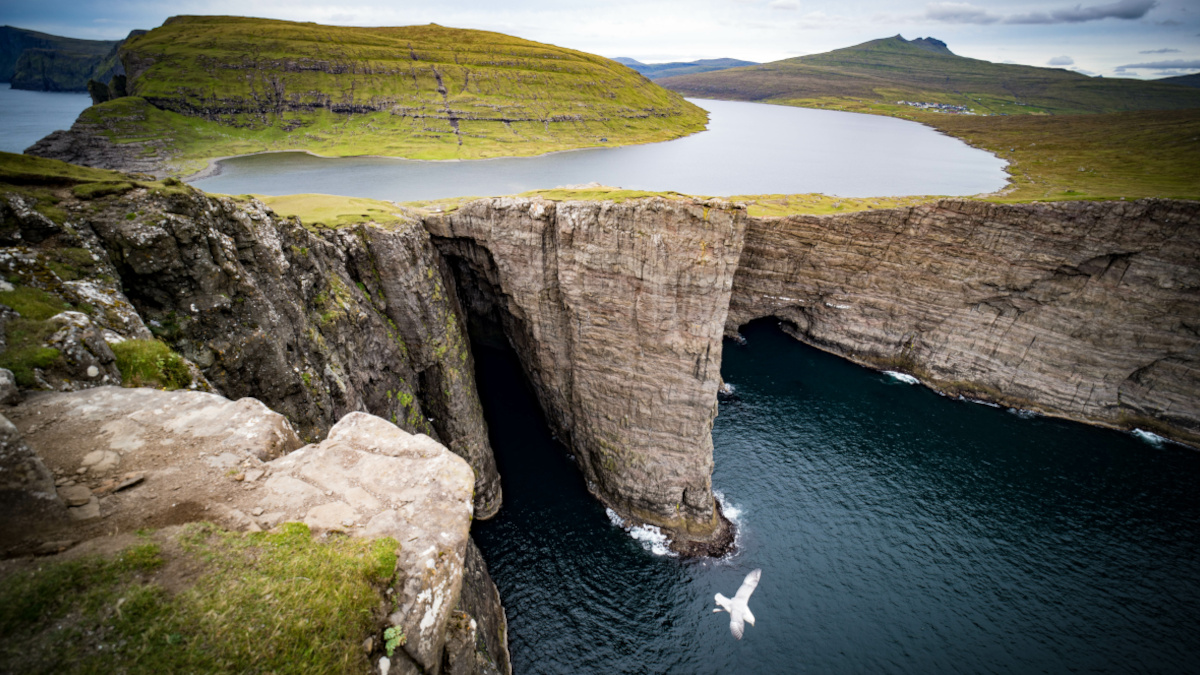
[5,386,303,544]
[7,389,478,675]
[261,412,476,673]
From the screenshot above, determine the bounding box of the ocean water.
[472,320,1200,674]
[0,85,90,154]
[190,99,1008,199]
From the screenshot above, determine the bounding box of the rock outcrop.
[729,199,1200,444]
[0,181,501,517]
[426,196,746,553]
[5,386,509,674]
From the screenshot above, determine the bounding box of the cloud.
[768,0,798,10]
[1117,59,1200,71]
[1047,55,1075,66]
[924,0,1158,25]
[1139,48,1180,54]
[924,2,998,24]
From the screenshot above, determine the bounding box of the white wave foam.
[713,490,745,560]
[1007,407,1039,419]
[719,382,736,395]
[957,395,1000,408]
[883,371,920,385]
[1132,428,1166,447]
[606,508,676,557]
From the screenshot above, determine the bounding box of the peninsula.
[25,16,707,177]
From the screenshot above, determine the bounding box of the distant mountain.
[1158,73,1200,89]
[613,57,758,80]
[0,26,118,90]
[0,26,147,92]
[658,35,1200,115]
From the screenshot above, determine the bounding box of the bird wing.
[733,568,761,603]
[729,611,746,640]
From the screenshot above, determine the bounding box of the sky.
[2,0,1198,78]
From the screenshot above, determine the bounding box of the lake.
[189,99,1009,199]
[0,84,91,154]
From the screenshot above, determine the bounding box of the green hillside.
[660,35,1200,115]
[1158,73,1200,89]
[73,15,705,172]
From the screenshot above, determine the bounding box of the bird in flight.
[713,568,761,639]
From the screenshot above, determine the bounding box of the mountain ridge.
[659,35,1200,115]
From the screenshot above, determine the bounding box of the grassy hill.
[1159,73,1200,89]
[613,57,757,80]
[660,35,1200,115]
[61,15,705,173]
[0,26,120,91]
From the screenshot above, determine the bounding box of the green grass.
[914,109,1200,201]
[727,193,943,217]
[0,523,399,674]
[660,35,1200,116]
[260,193,415,230]
[73,15,707,175]
[0,285,71,321]
[0,285,75,386]
[111,339,192,390]
[520,187,688,202]
[71,181,135,200]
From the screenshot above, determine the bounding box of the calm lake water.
[190,99,1008,199]
[0,85,90,154]
[472,320,1200,674]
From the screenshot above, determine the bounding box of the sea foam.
[606,508,676,557]
[1132,428,1167,447]
[884,371,920,385]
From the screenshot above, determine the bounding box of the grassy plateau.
[71,15,706,175]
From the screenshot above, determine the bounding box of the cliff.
[0,153,501,517]
[0,26,118,89]
[3,152,1198,564]
[426,196,746,554]
[730,199,1200,444]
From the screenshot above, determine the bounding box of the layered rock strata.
[0,184,501,517]
[426,197,746,553]
[729,199,1200,444]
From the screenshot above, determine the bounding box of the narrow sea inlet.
[189,99,1009,199]
[473,320,1200,674]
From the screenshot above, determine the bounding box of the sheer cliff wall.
[426,197,745,554]
[728,199,1200,445]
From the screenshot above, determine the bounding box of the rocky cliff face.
[0,180,501,517]
[729,199,1200,444]
[426,197,746,554]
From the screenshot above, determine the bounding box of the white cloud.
[768,0,798,10]
[924,0,1158,26]
[1047,55,1074,65]
[1117,58,1200,70]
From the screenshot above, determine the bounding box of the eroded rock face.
[728,199,1200,444]
[0,186,500,517]
[426,197,746,552]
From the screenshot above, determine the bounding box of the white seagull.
[713,568,762,639]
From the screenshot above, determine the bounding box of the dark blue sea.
[472,320,1200,674]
